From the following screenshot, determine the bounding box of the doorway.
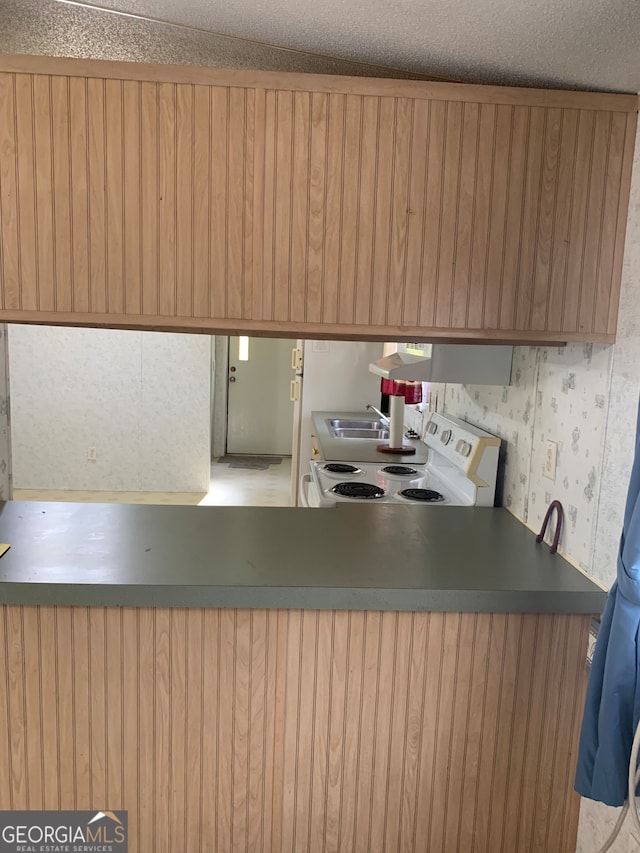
[224,336,296,456]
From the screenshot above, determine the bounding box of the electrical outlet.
[543,440,557,480]
[87,446,97,462]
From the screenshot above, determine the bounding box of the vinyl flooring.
[13,457,293,507]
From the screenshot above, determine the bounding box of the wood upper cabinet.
[0,66,258,322]
[0,54,636,342]
[259,88,637,341]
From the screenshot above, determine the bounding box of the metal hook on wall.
[536,499,565,555]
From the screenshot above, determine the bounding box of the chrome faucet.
[366,403,390,426]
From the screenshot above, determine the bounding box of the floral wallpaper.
[443,343,612,573]
[589,138,640,593]
[0,324,12,500]
[444,347,537,521]
[407,339,615,574]
[528,344,612,572]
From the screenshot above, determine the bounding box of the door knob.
[229,376,236,383]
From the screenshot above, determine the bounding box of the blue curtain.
[575,396,640,807]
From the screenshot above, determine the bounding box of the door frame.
[223,335,297,457]
[211,336,230,460]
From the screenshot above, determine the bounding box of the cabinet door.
[257,89,636,342]
[0,70,260,325]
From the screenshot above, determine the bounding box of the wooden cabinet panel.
[0,54,636,343]
[0,73,19,311]
[0,66,258,329]
[0,605,591,852]
[258,87,635,341]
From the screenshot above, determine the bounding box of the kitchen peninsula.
[0,500,604,853]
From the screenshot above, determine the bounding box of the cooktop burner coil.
[323,463,361,474]
[331,482,385,500]
[399,488,445,503]
[381,465,419,477]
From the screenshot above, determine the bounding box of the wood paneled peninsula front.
[0,501,604,853]
[0,53,636,344]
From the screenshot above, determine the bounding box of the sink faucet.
[366,403,390,426]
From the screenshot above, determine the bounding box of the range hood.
[369,343,513,385]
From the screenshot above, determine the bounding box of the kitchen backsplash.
[443,347,538,523]
[528,345,612,570]
[441,344,613,572]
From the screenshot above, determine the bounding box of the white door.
[226,336,296,455]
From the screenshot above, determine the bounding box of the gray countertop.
[0,501,605,613]
[312,411,429,463]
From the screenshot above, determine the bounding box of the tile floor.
[201,457,292,506]
[13,457,293,507]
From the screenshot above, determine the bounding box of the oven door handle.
[299,472,313,507]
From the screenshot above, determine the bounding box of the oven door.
[299,473,315,507]
[299,468,335,507]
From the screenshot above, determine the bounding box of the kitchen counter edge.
[0,582,605,613]
[0,501,606,615]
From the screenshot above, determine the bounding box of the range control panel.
[423,412,500,474]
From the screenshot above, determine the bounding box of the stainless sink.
[326,418,389,440]
[327,418,385,430]
[331,428,390,439]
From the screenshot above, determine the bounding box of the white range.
[301,412,501,508]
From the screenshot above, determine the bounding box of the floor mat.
[217,455,284,470]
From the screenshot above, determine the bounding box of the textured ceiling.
[0,0,419,78]
[0,0,639,93]
[56,0,640,92]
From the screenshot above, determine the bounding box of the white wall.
[211,336,228,459]
[9,325,211,493]
[298,340,384,469]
